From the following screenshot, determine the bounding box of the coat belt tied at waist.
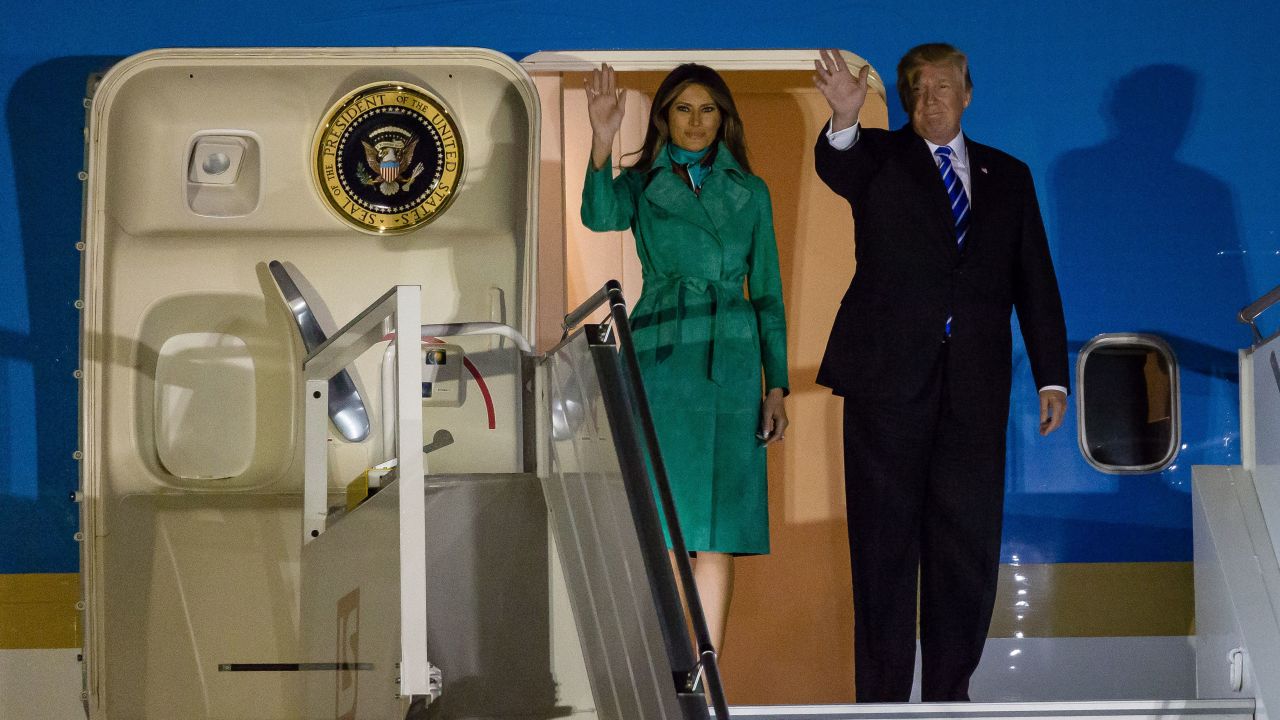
[645,274,745,387]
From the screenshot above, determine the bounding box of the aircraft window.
[1076,334,1180,474]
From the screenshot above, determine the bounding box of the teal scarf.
[667,143,712,191]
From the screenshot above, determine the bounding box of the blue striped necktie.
[936,145,970,338]
[935,146,970,251]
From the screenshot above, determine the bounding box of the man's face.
[908,62,971,145]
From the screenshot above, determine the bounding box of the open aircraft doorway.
[525,49,1219,707]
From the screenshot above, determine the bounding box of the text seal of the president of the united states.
[314,82,464,234]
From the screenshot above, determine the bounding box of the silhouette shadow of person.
[1050,64,1248,466]
[1052,64,1247,355]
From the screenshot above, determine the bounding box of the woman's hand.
[759,387,789,446]
[586,63,626,169]
[813,49,870,133]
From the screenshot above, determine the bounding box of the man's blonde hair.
[896,43,972,114]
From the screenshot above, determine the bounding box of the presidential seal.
[313,82,464,234]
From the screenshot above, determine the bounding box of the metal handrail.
[270,260,370,442]
[562,280,731,719]
[562,279,621,336]
[1239,283,1280,344]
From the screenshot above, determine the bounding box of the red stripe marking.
[462,357,496,430]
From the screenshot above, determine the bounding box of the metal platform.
[726,700,1256,720]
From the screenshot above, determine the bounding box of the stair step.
[724,700,1256,720]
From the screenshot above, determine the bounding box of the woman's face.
[667,83,721,153]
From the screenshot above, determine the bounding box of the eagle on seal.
[361,135,422,196]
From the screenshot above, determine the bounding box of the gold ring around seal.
[312,81,465,235]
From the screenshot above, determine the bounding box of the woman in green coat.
[582,63,789,654]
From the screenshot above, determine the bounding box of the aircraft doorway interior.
[71,46,1263,720]
[526,50,1210,707]
[527,52,881,704]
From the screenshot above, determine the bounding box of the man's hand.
[586,63,626,170]
[1039,388,1068,436]
[813,49,870,133]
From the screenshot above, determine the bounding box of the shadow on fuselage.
[1005,64,1248,568]
[1,56,121,574]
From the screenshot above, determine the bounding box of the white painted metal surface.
[392,288,429,699]
[1244,335,1280,556]
[1191,328,1280,720]
[301,285,432,700]
[520,49,887,98]
[302,472,414,719]
[726,700,1254,720]
[1194,463,1280,719]
[966,638,1195,702]
[0,650,85,720]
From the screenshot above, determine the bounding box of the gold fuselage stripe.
[0,562,1192,648]
[0,573,80,649]
[987,562,1193,637]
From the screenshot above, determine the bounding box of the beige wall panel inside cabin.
[562,78,652,310]
[534,74,567,352]
[558,69,889,704]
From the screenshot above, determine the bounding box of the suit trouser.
[842,346,1008,702]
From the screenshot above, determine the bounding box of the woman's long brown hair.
[626,63,752,174]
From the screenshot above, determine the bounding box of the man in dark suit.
[811,45,1069,702]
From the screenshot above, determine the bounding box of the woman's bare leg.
[692,552,734,654]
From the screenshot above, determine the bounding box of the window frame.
[1075,333,1181,475]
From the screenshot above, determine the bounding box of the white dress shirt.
[827,120,970,199]
[824,120,1067,399]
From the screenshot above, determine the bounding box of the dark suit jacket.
[815,124,1068,422]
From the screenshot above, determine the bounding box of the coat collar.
[642,141,752,238]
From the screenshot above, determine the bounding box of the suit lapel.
[964,136,988,254]
[897,129,960,257]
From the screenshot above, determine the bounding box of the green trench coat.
[581,143,789,555]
